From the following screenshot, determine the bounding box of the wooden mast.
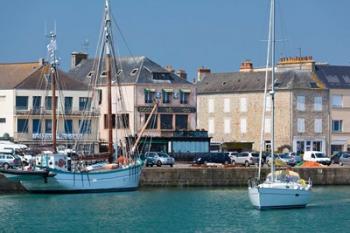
[105,0,113,162]
[52,67,57,153]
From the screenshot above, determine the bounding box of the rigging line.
[111,12,137,64]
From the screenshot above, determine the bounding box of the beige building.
[0,60,99,152]
[69,55,201,153]
[196,57,330,154]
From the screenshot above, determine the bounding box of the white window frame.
[297,118,305,133]
[240,97,247,112]
[208,118,215,134]
[208,99,214,113]
[264,118,271,133]
[314,96,322,111]
[224,98,230,113]
[240,118,247,133]
[314,118,322,133]
[332,95,343,108]
[297,96,305,111]
[224,118,231,134]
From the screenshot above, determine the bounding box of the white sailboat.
[248,0,312,209]
[0,0,150,193]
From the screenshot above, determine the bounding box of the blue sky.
[1,0,350,80]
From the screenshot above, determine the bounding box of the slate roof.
[0,62,40,89]
[315,64,350,89]
[0,62,87,90]
[196,70,322,94]
[68,56,191,85]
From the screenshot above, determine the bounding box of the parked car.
[145,152,175,167]
[277,153,296,166]
[231,152,259,167]
[228,152,238,163]
[193,152,231,165]
[303,151,331,166]
[0,153,22,169]
[331,152,350,166]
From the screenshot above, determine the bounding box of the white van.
[303,151,331,165]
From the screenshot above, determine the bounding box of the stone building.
[196,58,330,154]
[0,60,99,152]
[69,54,209,153]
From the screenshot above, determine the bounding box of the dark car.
[193,152,231,165]
[331,152,350,165]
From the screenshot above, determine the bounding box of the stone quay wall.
[1,167,350,193]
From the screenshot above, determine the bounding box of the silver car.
[145,152,175,167]
[0,154,22,169]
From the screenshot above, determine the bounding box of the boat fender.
[299,179,306,187]
[58,159,66,168]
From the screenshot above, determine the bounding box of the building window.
[224,98,230,113]
[45,96,58,110]
[314,119,322,133]
[144,89,155,104]
[314,96,322,111]
[296,141,305,154]
[297,118,305,133]
[265,140,271,152]
[98,89,102,105]
[0,118,5,123]
[265,118,271,133]
[65,97,73,113]
[64,120,73,134]
[16,96,28,110]
[175,115,188,130]
[313,141,322,151]
[297,96,305,111]
[160,114,173,130]
[332,120,343,132]
[32,119,41,134]
[79,97,91,111]
[240,98,247,112]
[332,95,343,108]
[45,119,52,133]
[208,99,214,113]
[104,114,116,129]
[240,118,247,133]
[224,118,231,134]
[208,118,215,134]
[145,114,158,129]
[180,90,190,104]
[162,90,172,104]
[117,114,129,129]
[32,96,41,112]
[266,96,272,112]
[79,120,92,134]
[17,119,28,133]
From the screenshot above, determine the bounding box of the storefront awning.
[180,89,191,93]
[163,88,173,92]
[144,88,156,92]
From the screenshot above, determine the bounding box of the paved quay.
[1,165,350,193]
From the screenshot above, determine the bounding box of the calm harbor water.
[0,186,349,233]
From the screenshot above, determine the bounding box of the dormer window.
[101,71,107,77]
[87,71,95,78]
[130,68,139,76]
[153,73,172,80]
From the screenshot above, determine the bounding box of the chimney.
[38,58,45,66]
[240,60,254,72]
[197,66,211,82]
[176,69,187,80]
[71,52,88,69]
[277,56,315,71]
[164,65,175,73]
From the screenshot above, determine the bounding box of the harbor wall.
[140,167,350,187]
[1,167,350,193]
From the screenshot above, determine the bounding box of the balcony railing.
[14,132,97,141]
[16,109,100,116]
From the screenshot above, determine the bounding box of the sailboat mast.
[48,31,58,153]
[104,0,113,161]
[270,0,276,182]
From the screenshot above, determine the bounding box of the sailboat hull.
[248,184,311,210]
[4,163,143,194]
